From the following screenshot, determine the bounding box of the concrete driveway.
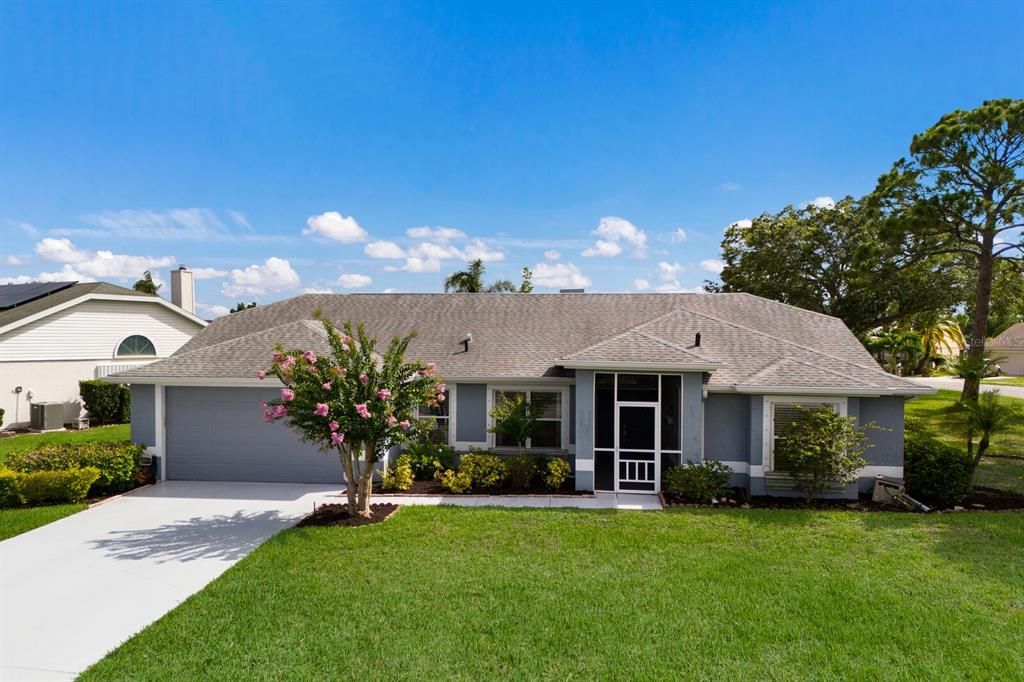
[904,376,1024,400]
[0,481,339,681]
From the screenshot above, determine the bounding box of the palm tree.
[865,328,922,375]
[960,390,1019,473]
[915,317,966,373]
[444,259,486,292]
[133,271,161,295]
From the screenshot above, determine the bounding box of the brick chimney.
[170,265,195,315]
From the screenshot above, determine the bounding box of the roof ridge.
[632,328,717,362]
[559,307,693,360]
[166,318,322,362]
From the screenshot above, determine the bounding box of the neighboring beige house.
[991,322,1024,376]
[0,269,206,429]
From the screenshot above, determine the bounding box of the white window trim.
[114,334,158,359]
[762,395,847,473]
[486,384,571,452]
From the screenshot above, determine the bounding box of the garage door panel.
[166,387,344,483]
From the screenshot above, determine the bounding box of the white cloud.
[700,259,725,274]
[226,210,251,230]
[34,238,175,280]
[721,182,742,192]
[382,288,399,293]
[4,255,23,266]
[592,216,647,256]
[801,196,836,210]
[401,257,442,273]
[364,241,406,259]
[657,261,684,281]
[189,267,228,280]
[337,273,372,289]
[303,211,368,243]
[197,303,230,318]
[582,239,623,258]
[406,226,465,241]
[83,208,230,240]
[461,238,505,262]
[302,286,334,294]
[221,257,301,296]
[543,250,560,260]
[728,218,752,231]
[409,241,464,261]
[670,228,687,243]
[36,265,94,282]
[0,275,32,284]
[633,278,650,291]
[532,262,591,289]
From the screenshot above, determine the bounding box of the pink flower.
[322,382,332,391]
[329,420,339,432]
[303,350,317,364]
[355,403,372,419]
[281,388,295,402]
[314,403,329,417]
[386,416,398,427]
[281,356,296,371]
[420,362,437,376]
[272,351,284,363]
[331,432,345,446]
[263,410,274,422]
[310,366,319,375]
[436,393,446,403]
[376,388,392,400]
[436,383,447,394]
[259,400,268,408]
[272,405,288,418]
[258,370,266,380]
[399,419,411,431]
[359,374,369,385]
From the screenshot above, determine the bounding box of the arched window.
[116,335,156,357]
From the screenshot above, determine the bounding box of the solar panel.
[0,281,77,309]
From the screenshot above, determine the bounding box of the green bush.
[0,470,24,508]
[382,454,414,492]
[6,441,142,496]
[663,461,734,502]
[904,433,974,508]
[505,455,540,490]
[543,457,572,490]
[20,467,100,505]
[0,407,5,429]
[458,452,508,491]
[436,469,472,494]
[404,441,456,481]
[79,380,131,424]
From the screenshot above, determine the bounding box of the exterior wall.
[703,393,751,488]
[857,396,905,492]
[997,349,1024,376]
[681,373,703,464]
[573,370,595,491]
[130,384,156,448]
[454,383,487,444]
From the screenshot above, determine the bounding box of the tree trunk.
[962,230,996,402]
[356,439,376,517]
[337,445,357,512]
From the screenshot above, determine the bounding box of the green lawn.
[975,456,1024,495]
[906,390,1023,458]
[984,376,1024,388]
[0,424,130,467]
[84,507,1024,680]
[0,503,86,541]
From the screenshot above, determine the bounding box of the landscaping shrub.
[403,441,456,481]
[506,455,540,490]
[6,441,142,496]
[436,469,472,494]
[543,457,572,490]
[20,467,100,505]
[0,407,5,429]
[904,433,974,508]
[0,470,24,508]
[458,452,508,491]
[663,461,734,502]
[382,454,414,492]
[79,380,131,424]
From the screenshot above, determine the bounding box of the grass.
[975,456,1024,495]
[0,503,86,541]
[905,390,1023,458]
[0,423,130,467]
[84,507,1024,680]
[984,376,1024,388]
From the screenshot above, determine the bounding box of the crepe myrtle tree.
[261,316,444,517]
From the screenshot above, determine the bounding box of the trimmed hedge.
[663,461,734,502]
[6,441,142,496]
[904,434,974,509]
[0,470,24,507]
[19,468,100,505]
[79,380,131,424]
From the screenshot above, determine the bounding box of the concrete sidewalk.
[313,490,664,511]
[904,376,1024,400]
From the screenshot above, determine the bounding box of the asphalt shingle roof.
[992,322,1024,349]
[116,292,924,393]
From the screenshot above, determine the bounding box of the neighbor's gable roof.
[115,292,927,395]
[991,322,1024,349]
[0,281,208,335]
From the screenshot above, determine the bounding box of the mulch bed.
[297,503,399,528]
[373,479,586,496]
[661,486,1024,512]
[961,487,1024,511]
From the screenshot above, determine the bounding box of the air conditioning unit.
[30,402,64,431]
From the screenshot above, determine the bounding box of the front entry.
[616,403,659,492]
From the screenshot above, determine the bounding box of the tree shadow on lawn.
[88,510,290,563]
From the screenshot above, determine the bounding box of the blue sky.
[1,1,1021,316]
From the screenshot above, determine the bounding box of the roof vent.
[559,288,584,294]
[461,332,472,353]
[694,332,702,347]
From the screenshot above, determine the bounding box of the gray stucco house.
[115,292,931,498]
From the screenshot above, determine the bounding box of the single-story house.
[0,269,207,428]
[990,322,1024,376]
[114,292,931,498]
